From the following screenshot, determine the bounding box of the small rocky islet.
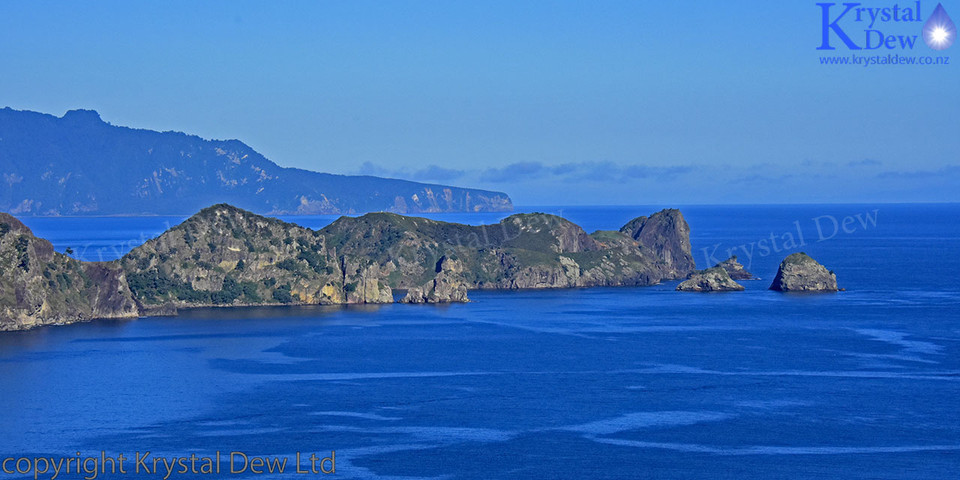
[676,256,752,292]
[676,265,745,292]
[676,252,840,293]
[768,252,839,292]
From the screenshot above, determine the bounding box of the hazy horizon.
[1,1,957,205]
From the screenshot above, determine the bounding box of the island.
[769,252,839,292]
[1,204,695,331]
[676,266,745,292]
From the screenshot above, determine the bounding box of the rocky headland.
[0,213,139,331]
[0,204,696,330]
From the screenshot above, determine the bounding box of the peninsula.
[1,204,695,331]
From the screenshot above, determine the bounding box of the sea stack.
[769,253,838,292]
[717,255,753,280]
[676,266,745,292]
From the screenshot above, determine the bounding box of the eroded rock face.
[344,263,393,304]
[2,204,699,330]
[322,208,697,292]
[0,213,138,331]
[717,256,753,280]
[619,209,695,279]
[401,256,469,303]
[676,266,745,292]
[769,253,838,292]
[121,204,347,309]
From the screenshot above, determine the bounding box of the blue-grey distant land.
[0,108,513,216]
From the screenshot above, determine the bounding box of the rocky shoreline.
[1,204,843,331]
[1,204,696,331]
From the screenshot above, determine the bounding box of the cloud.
[848,158,882,167]
[409,165,466,182]
[620,164,695,180]
[356,162,466,182]
[478,161,695,184]
[876,165,960,179]
[357,161,390,176]
[727,173,801,185]
[479,162,547,183]
[356,160,697,187]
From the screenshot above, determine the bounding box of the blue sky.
[1,0,957,204]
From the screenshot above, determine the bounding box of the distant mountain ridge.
[0,108,512,216]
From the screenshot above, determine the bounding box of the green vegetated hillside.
[1,204,695,331]
[0,213,139,331]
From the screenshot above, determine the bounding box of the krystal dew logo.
[817,1,956,50]
[924,3,957,48]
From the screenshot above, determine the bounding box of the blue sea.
[2,204,959,479]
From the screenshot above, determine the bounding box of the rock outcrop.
[717,255,753,280]
[401,256,470,303]
[676,266,745,292]
[342,262,394,304]
[0,213,139,331]
[619,209,695,278]
[111,205,689,310]
[2,204,698,330]
[769,253,838,292]
[120,204,351,309]
[321,208,696,291]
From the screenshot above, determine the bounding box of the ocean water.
[2,204,959,479]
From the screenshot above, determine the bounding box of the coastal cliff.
[400,256,471,304]
[319,208,694,290]
[0,213,139,331]
[0,204,697,330]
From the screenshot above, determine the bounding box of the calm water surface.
[2,204,958,479]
